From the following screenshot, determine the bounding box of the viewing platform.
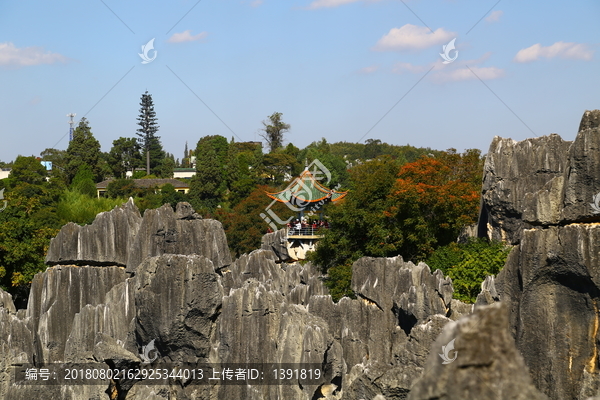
[286,226,329,239]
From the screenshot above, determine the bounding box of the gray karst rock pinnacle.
[2,110,600,399]
[474,109,600,400]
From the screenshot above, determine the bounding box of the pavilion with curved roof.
[265,168,347,212]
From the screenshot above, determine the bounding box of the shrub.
[425,238,511,303]
[57,189,128,225]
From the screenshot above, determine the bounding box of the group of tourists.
[286,218,329,234]
[265,218,330,234]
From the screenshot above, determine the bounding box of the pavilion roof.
[266,168,347,204]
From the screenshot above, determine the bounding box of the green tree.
[160,183,187,208]
[107,178,138,198]
[260,112,290,153]
[188,135,229,210]
[182,142,190,168]
[308,150,484,300]
[383,150,483,260]
[263,152,297,185]
[64,118,102,183]
[4,155,47,187]
[70,164,96,197]
[426,238,510,303]
[157,153,175,178]
[298,138,350,189]
[189,145,223,211]
[225,139,262,207]
[0,158,61,303]
[307,156,400,272]
[108,137,142,178]
[136,91,161,175]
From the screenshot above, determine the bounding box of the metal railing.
[286,226,329,236]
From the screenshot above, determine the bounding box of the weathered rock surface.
[134,254,223,363]
[479,109,600,244]
[46,200,231,274]
[127,203,231,273]
[46,198,142,266]
[475,110,600,400]
[261,228,290,262]
[483,225,600,399]
[408,302,549,400]
[1,220,465,399]
[478,133,571,244]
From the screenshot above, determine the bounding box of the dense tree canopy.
[308,150,485,299]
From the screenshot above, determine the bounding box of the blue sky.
[1,0,598,163]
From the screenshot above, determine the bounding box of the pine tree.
[136,91,161,175]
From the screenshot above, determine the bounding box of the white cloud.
[250,0,263,7]
[434,66,505,82]
[485,10,503,23]
[167,30,208,44]
[373,24,456,52]
[390,52,503,83]
[514,41,593,63]
[0,42,68,67]
[392,62,427,74]
[359,65,379,74]
[307,0,360,9]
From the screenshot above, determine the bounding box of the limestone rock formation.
[408,302,549,400]
[6,110,600,400]
[45,200,231,273]
[260,228,290,262]
[1,218,464,399]
[126,203,231,273]
[45,198,142,266]
[476,109,600,400]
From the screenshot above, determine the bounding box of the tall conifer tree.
[136,91,161,175]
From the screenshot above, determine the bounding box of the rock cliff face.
[476,110,600,400]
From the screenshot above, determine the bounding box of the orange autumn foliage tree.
[308,150,483,300]
[384,149,482,261]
